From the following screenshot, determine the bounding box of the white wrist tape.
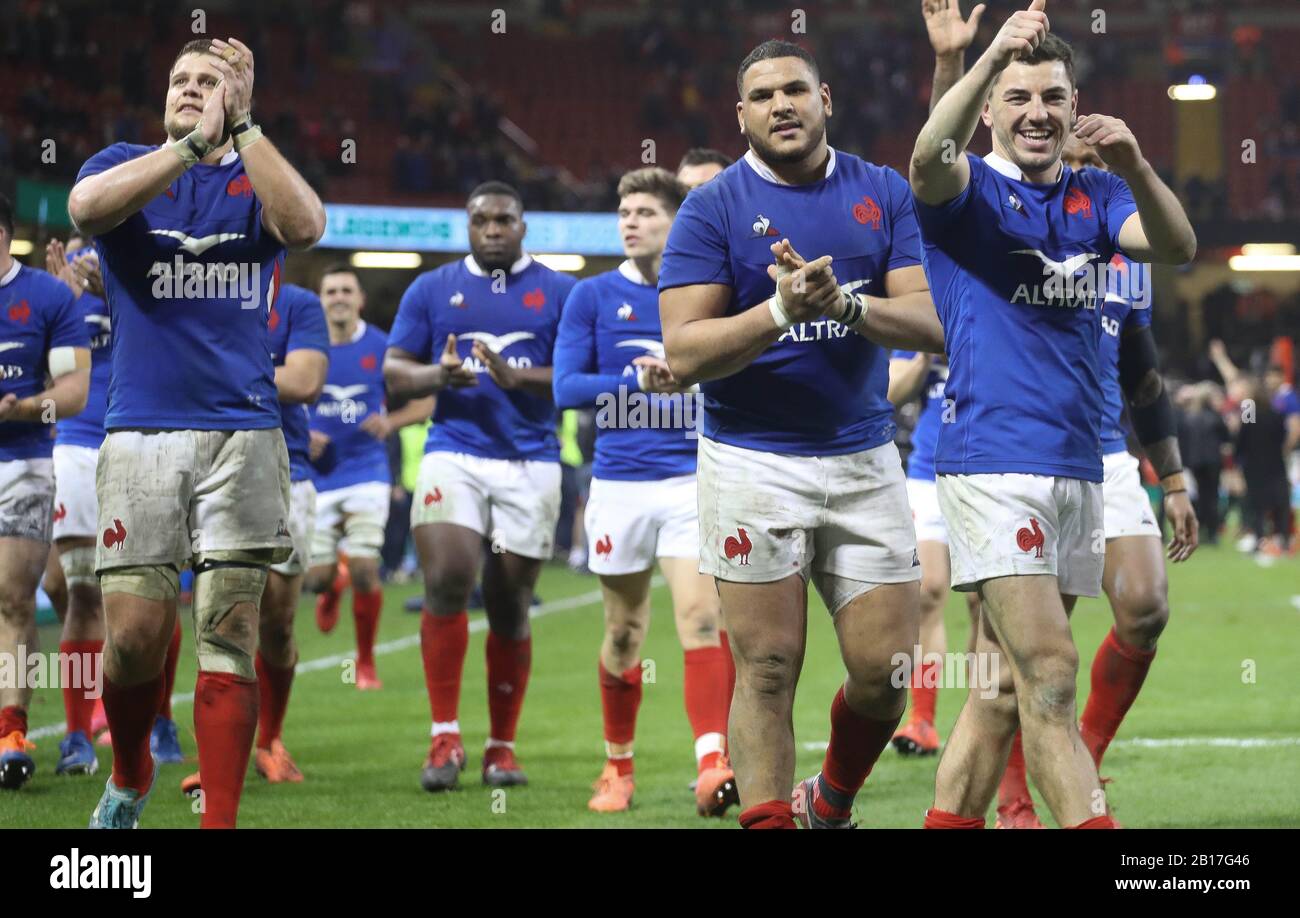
[768,288,795,330]
[48,346,79,377]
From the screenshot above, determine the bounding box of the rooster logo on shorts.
[595,534,612,558]
[1016,518,1045,558]
[423,487,443,506]
[103,518,127,550]
[52,503,67,522]
[723,527,751,566]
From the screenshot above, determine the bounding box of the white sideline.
[29,583,620,742]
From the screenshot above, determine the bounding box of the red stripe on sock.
[352,588,383,666]
[1081,627,1156,767]
[486,631,531,743]
[912,661,938,724]
[194,671,258,829]
[923,807,986,829]
[102,675,163,793]
[821,686,901,799]
[0,704,28,738]
[998,729,1031,806]
[599,660,642,745]
[683,645,730,740]
[420,611,468,724]
[60,639,102,734]
[160,620,181,720]
[739,800,797,829]
[255,652,295,749]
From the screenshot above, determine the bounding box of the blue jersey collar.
[984,150,1064,185]
[464,253,532,277]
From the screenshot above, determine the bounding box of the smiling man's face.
[983,59,1077,180]
[164,50,223,142]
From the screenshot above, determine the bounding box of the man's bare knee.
[1020,651,1080,724]
[1113,587,1169,648]
[740,651,799,698]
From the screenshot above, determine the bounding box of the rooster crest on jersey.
[1016,518,1045,558]
[723,528,751,565]
[852,196,882,230]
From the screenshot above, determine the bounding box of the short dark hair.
[1015,33,1075,87]
[678,148,733,171]
[171,39,217,73]
[737,40,820,98]
[466,181,523,211]
[320,263,362,289]
[617,167,687,213]
[0,193,13,239]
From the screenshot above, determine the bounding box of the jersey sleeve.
[552,280,637,408]
[286,291,330,355]
[47,281,91,352]
[891,349,919,361]
[912,152,983,237]
[389,275,435,359]
[75,143,140,184]
[1104,172,1139,253]
[659,190,733,291]
[883,168,923,272]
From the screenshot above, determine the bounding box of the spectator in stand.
[1177,382,1231,545]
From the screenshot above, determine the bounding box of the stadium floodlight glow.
[1167,83,1217,101]
[9,239,34,256]
[349,251,423,269]
[1228,254,1300,272]
[1241,243,1296,257]
[532,254,586,272]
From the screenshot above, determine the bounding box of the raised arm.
[923,0,985,112]
[1073,113,1196,264]
[209,39,325,249]
[911,0,1049,205]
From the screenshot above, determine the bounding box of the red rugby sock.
[60,639,103,734]
[599,660,642,746]
[739,800,797,829]
[194,671,258,828]
[1069,815,1118,829]
[101,675,163,793]
[255,651,295,749]
[0,704,29,738]
[352,587,382,667]
[819,686,901,816]
[420,610,468,724]
[923,807,986,828]
[912,660,939,724]
[683,645,729,769]
[1081,627,1156,766]
[998,730,1031,805]
[486,631,531,743]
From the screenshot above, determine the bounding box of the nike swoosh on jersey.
[615,339,667,359]
[148,229,248,255]
[460,331,536,352]
[1011,249,1098,279]
[321,383,370,401]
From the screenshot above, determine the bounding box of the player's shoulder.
[835,151,907,187]
[279,282,319,307]
[77,142,154,181]
[363,322,388,347]
[19,266,75,304]
[1071,164,1131,201]
[527,259,578,294]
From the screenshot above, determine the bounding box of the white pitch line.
[801,737,1300,752]
[29,583,621,742]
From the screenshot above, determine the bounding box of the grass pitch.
[5,543,1298,828]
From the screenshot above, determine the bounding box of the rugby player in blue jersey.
[69,37,325,827]
[385,183,576,792]
[555,168,737,817]
[0,196,91,791]
[660,40,946,829]
[909,0,1196,828]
